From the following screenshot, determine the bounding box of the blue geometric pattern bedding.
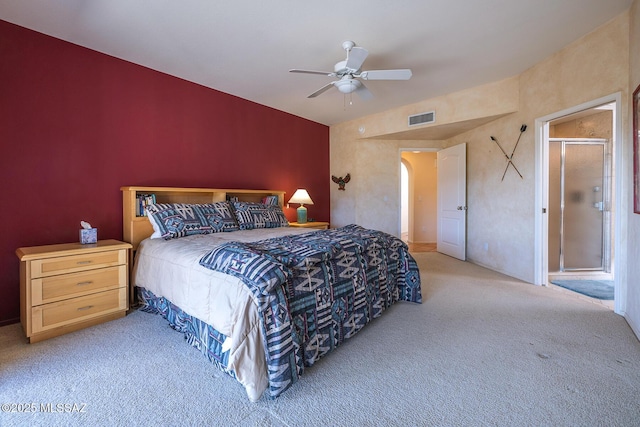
[199,224,422,399]
[137,288,233,376]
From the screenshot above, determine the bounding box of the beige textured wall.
[626,0,640,338]
[443,12,627,282]
[330,11,630,285]
[550,110,613,138]
[330,77,518,234]
[329,134,444,234]
[345,77,520,139]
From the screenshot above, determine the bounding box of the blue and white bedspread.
[198,224,422,398]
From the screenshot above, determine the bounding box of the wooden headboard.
[121,186,286,250]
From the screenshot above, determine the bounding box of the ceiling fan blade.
[290,69,334,76]
[359,69,412,80]
[355,83,374,100]
[307,82,336,98]
[345,47,368,71]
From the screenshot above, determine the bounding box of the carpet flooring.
[551,279,614,300]
[1,253,639,426]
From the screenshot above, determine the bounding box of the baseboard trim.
[624,313,640,342]
[0,317,20,327]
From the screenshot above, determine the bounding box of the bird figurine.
[331,173,351,190]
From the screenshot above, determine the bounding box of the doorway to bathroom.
[541,98,618,310]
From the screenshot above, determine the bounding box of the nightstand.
[289,221,329,230]
[16,239,132,343]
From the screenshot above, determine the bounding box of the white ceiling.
[0,0,633,126]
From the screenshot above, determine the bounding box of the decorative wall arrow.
[490,124,527,181]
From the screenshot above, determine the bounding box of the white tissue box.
[80,228,97,244]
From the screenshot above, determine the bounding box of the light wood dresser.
[16,239,132,343]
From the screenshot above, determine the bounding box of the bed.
[122,186,422,401]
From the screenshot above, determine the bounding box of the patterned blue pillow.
[198,202,239,233]
[146,202,237,240]
[232,202,289,230]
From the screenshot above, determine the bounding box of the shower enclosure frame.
[549,138,611,273]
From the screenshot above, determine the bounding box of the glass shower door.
[563,143,605,269]
[549,139,608,271]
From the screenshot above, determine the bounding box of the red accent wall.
[0,20,330,325]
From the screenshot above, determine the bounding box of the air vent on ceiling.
[408,111,435,127]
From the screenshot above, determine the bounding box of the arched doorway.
[400,150,438,251]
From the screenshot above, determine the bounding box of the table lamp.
[288,189,314,223]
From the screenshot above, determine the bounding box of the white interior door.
[437,143,467,260]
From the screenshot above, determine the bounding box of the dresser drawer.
[31,287,127,334]
[31,265,127,305]
[30,249,127,278]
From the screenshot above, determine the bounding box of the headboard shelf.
[121,186,286,250]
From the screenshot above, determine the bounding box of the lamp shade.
[288,189,314,206]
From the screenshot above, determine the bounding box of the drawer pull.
[76,281,93,286]
[77,305,94,311]
[76,260,92,265]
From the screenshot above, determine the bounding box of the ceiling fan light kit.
[290,40,412,100]
[335,78,361,94]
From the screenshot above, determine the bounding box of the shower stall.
[548,138,611,273]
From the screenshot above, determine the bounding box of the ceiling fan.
[289,41,412,100]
